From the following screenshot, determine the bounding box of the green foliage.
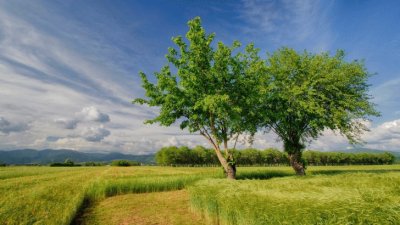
[303,151,396,165]
[50,159,81,167]
[64,158,74,166]
[156,146,219,166]
[134,17,260,134]
[0,162,6,167]
[155,147,395,166]
[262,48,379,145]
[84,162,106,166]
[111,160,141,167]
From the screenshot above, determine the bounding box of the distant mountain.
[330,148,400,159]
[0,149,155,165]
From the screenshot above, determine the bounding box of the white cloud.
[304,119,400,152]
[109,135,208,155]
[362,119,400,151]
[46,136,61,142]
[240,0,333,51]
[241,0,318,38]
[0,1,168,152]
[307,130,349,151]
[81,126,111,142]
[54,118,79,130]
[78,106,110,123]
[54,106,110,131]
[0,116,29,134]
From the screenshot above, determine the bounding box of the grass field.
[0,165,399,225]
[79,190,206,225]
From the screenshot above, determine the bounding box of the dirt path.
[78,190,207,225]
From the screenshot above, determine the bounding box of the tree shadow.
[236,168,400,180]
[310,169,400,176]
[236,170,294,180]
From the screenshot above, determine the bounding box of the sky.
[0,0,399,154]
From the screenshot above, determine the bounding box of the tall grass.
[0,166,222,225]
[86,174,215,201]
[190,168,400,225]
[1,165,399,225]
[0,167,104,225]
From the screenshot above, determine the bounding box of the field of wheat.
[1,165,399,225]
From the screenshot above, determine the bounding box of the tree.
[259,48,379,175]
[155,146,179,166]
[133,17,263,179]
[64,158,74,166]
[111,160,140,166]
[237,148,261,165]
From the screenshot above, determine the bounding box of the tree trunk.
[225,163,236,179]
[224,143,236,179]
[288,152,305,176]
[212,145,236,179]
[200,132,236,179]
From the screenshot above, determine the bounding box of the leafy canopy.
[260,47,380,153]
[134,17,263,146]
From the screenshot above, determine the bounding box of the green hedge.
[156,146,396,166]
[111,160,141,166]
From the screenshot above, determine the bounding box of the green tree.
[260,48,379,175]
[133,17,262,179]
[64,158,74,166]
[155,146,179,166]
[238,148,261,165]
[382,152,396,164]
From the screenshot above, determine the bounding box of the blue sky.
[0,0,399,153]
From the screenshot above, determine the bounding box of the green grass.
[0,165,399,225]
[84,168,223,203]
[0,166,222,225]
[79,190,206,225]
[0,166,86,180]
[0,167,104,225]
[190,165,400,225]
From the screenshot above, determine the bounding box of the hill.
[0,149,155,165]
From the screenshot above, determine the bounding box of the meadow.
[0,165,399,225]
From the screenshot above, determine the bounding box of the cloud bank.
[0,1,398,153]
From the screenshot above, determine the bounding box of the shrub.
[111,160,140,167]
[50,159,81,167]
[84,161,105,166]
[64,158,74,166]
